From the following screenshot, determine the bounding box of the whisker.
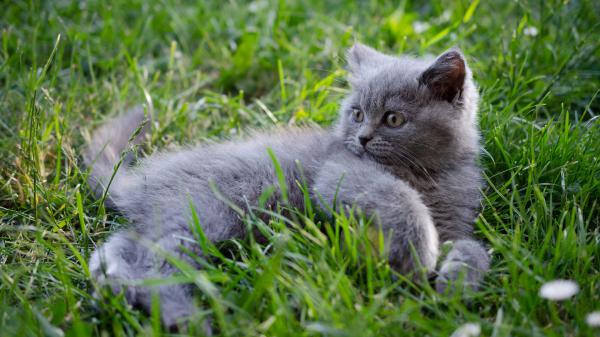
[340,138,437,186]
[395,149,437,185]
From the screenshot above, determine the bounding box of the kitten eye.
[351,108,364,123]
[384,111,405,127]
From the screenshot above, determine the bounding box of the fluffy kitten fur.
[84,43,490,328]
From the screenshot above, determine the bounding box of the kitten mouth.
[353,150,366,158]
[345,141,366,157]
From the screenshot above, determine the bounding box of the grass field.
[1,0,599,336]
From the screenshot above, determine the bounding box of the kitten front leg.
[435,239,490,293]
[313,156,440,275]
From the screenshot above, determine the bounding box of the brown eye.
[385,111,405,127]
[352,108,364,123]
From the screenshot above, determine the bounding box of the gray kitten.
[84,43,490,328]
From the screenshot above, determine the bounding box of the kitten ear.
[419,49,466,102]
[347,43,393,75]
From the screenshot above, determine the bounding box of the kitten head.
[336,43,480,171]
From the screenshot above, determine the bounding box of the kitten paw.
[435,260,484,294]
[88,234,150,302]
[435,239,489,294]
[89,232,203,332]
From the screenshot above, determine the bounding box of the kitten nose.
[359,135,372,147]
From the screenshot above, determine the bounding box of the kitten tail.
[83,106,151,206]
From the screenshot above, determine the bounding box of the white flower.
[440,10,452,21]
[174,50,183,60]
[412,21,430,34]
[523,26,538,37]
[248,0,267,12]
[539,279,579,300]
[586,311,600,327]
[450,323,481,337]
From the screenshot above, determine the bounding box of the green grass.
[1,0,599,336]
